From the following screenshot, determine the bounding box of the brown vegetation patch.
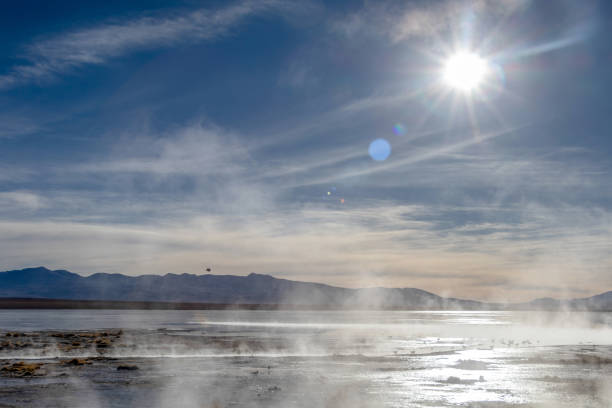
[61,358,93,366]
[1,361,43,377]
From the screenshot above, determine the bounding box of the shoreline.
[0,298,610,312]
[0,298,494,311]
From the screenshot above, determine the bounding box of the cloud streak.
[0,191,45,211]
[1,199,611,302]
[2,116,610,302]
[331,0,529,43]
[0,0,297,89]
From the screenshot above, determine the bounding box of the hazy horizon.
[3,265,611,304]
[2,0,612,302]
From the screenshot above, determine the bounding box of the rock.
[62,358,92,366]
[446,376,462,384]
[117,365,139,371]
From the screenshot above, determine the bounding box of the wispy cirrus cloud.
[81,124,250,177]
[331,0,529,43]
[1,113,610,300]
[0,0,303,89]
[0,191,45,211]
[0,114,43,138]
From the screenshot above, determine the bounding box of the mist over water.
[1,309,612,407]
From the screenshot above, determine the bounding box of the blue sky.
[1,0,611,301]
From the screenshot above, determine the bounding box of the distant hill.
[519,292,612,311]
[0,267,487,309]
[0,267,610,310]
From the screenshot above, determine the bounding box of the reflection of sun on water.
[443,51,489,92]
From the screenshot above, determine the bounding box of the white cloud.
[0,115,42,138]
[0,191,45,210]
[0,0,301,89]
[331,0,529,42]
[83,123,249,177]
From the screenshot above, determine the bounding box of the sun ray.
[465,94,481,140]
[414,87,453,132]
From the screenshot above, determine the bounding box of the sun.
[443,52,489,92]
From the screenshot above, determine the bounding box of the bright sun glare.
[443,52,488,92]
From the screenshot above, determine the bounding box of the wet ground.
[1,310,611,407]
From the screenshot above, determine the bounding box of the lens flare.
[369,138,391,161]
[393,123,406,136]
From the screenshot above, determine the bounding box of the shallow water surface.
[1,310,611,407]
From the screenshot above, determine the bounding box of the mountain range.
[1,267,611,310]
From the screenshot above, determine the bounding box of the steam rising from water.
[1,310,612,407]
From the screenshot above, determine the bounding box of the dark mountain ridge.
[0,267,610,310]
